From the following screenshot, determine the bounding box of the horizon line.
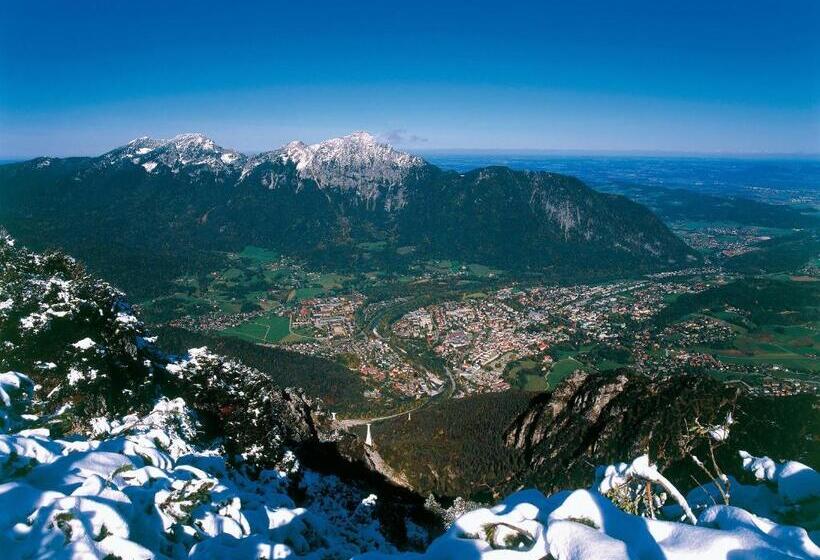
[417,148,820,160]
[2,130,820,161]
[3,145,820,162]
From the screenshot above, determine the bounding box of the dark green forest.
[374,391,533,500]
[655,277,820,328]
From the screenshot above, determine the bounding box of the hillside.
[154,326,371,414]
[0,133,695,298]
[375,371,818,501]
[0,232,437,556]
[1,233,818,559]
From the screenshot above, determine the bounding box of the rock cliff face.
[367,370,816,500]
[505,371,738,489]
[505,370,817,494]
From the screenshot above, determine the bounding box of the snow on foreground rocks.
[739,451,820,505]
[0,396,396,559]
[2,390,818,560]
[360,455,820,560]
[360,493,820,560]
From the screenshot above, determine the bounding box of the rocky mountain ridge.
[0,230,323,455]
[98,131,424,204]
[0,132,696,297]
[504,370,818,494]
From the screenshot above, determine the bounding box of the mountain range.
[0,132,695,297]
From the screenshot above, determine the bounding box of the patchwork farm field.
[657,278,820,378]
[504,358,548,392]
[138,246,356,324]
[238,245,279,263]
[504,342,625,392]
[221,312,292,344]
[694,310,820,373]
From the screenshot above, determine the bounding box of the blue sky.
[1,0,818,157]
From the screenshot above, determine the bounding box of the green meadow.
[221,312,292,344]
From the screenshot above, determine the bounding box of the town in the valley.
[158,248,819,405]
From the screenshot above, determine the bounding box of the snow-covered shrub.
[424,493,484,528]
[0,234,158,426]
[684,412,735,506]
[0,371,34,433]
[595,454,696,523]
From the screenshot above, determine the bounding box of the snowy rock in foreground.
[740,450,820,504]
[0,398,397,560]
[359,453,820,560]
[359,484,820,560]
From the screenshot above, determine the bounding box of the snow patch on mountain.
[72,337,96,351]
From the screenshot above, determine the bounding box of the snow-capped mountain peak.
[303,131,423,171]
[123,136,162,155]
[97,131,427,202]
[240,131,426,208]
[102,133,245,176]
[311,130,380,152]
[281,140,312,171]
[269,130,424,175]
[168,131,215,147]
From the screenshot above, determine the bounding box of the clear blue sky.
[1,0,818,157]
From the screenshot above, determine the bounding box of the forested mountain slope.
[0,133,695,297]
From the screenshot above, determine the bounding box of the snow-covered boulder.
[740,450,820,504]
[359,485,820,560]
[0,397,399,559]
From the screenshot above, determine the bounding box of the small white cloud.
[378,129,428,146]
